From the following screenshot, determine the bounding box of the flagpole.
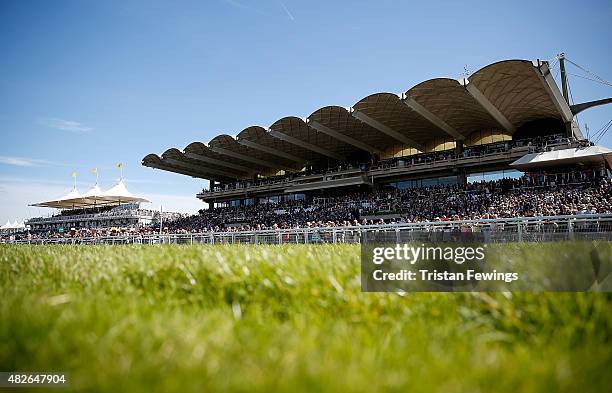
[91,167,99,212]
[117,163,124,181]
[159,205,163,236]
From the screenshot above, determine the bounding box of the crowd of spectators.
[3,226,167,242]
[165,172,612,233]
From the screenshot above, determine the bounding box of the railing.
[198,135,581,196]
[7,214,612,245]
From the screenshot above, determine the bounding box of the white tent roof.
[95,180,149,204]
[60,187,81,200]
[30,187,83,209]
[30,186,83,209]
[101,180,141,199]
[83,184,103,197]
[0,220,25,230]
[511,145,612,170]
[77,184,107,206]
[30,180,149,209]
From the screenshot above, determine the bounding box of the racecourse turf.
[0,243,611,392]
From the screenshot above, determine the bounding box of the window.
[467,169,523,183]
[437,176,457,186]
[390,176,458,189]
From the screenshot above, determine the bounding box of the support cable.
[596,122,611,144]
[567,72,612,87]
[593,119,612,144]
[565,58,612,87]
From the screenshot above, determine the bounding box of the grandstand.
[142,58,611,222]
[23,180,177,234]
[4,56,611,243]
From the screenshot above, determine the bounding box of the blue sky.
[0,0,611,223]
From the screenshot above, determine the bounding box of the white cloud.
[0,181,68,224]
[40,118,93,133]
[0,156,56,167]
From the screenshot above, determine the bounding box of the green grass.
[0,244,611,393]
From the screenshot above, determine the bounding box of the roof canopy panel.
[511,145,612,170]
[307,106,400,153]
[208,134,300,171]
[352,92,449,146]
[143,153,234,181]
[269,116,360,161]
[468,60,561,129]
[183,141,259,172]
[162,148,250,180]
[236,125,316,164]
[405,78,503,137]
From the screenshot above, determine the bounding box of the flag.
[117,163,124,169]
[70,171,77,178]
[91,167,98,174]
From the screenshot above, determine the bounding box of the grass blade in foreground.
[0,244,611,392]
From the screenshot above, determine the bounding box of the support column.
[457,169,467,186]
[455,140,464,157]
[564,121,574,140]
[558,53,570,104]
